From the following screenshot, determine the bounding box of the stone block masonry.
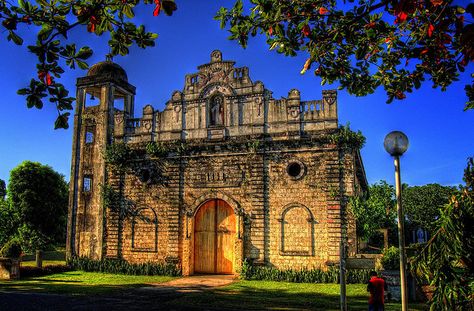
[67,50,367,275]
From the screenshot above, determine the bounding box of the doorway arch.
[194,199,236,274]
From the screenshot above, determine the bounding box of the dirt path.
[139,274,236,293]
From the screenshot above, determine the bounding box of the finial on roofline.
[106,53,113,62]
[210,50,222,63]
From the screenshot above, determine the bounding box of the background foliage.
[349,180,396,244]
[402,183,457,236]
[411,158,473,310]
[1,161,68,252]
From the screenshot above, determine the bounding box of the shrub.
[68,256,181,276]
[381,246,400,270]
[0,239,22,258]
[239,260,371,284]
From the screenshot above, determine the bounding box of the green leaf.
[54,113,70,130]
[122,5,134,18]
[76,60,89,70]
[76,47,93,60]
[162,0,177,16]
[8,31,23,45]
[17,88,29,95]
[38,25,53,41]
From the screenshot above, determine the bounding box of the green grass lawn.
[0,271,428,310]
[21,260,66,267]
[0,271,175,295]
[162,281,428,311]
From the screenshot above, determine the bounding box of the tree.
[349,180,397,248]
[7,161,68,251]
[402,183,457,237]
[0,178,5,199]
[0,0,177,129]
[411,158,473,310]
[216,0,474,109]
[0,199,16,248]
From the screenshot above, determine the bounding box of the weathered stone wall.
[67,50,367,275]
[97,140,362,273]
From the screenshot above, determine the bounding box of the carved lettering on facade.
[187,162,243,188]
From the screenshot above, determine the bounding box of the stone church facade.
[66,50,367,275]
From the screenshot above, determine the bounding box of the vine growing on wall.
[100,183,155,223]
[146,141,168,157]
[328,123,366,150]
[103,142,135,172]
[145,141,187,157]
[100,183,133,218]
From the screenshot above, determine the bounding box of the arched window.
[131,207,158,252]
[209,95,224,126]
[279,204,314,256]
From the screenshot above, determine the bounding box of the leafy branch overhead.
[216,0,474,108]
[1,0,177,129]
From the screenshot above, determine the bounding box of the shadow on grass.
[0,278,429,311]
[162,287,366,311]
[159,285,428,311]
[0,278,141,295]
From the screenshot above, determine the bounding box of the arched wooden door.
[194,199,236,274]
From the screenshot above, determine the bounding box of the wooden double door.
[194,199,236,274]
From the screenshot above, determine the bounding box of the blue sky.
[0,1,473,187]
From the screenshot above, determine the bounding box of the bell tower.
[67,61,136,259]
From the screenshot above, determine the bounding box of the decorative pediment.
[184,50,251,93]
[199,82,236,99]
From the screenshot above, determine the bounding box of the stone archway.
[194,199,236,274]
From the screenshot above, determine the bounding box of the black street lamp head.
[384,131,409,156]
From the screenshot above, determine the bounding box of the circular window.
[287,161,306,180]
[138,169,151,183]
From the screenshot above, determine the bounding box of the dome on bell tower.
[87,61,128,82]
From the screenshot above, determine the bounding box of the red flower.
[427,24,434,37]
[38,71,52,86]
[268,27,273,35]
[394,91,406,99]
[430,0,443,6]
[87,15,97,33]
[319,7,329,15]
[302,24,311,37]
[395,11,408,24]
[365,21,376,29]
[153,0,161,16]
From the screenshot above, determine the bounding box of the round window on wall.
[287,160,306,180]
[138,168,152,184]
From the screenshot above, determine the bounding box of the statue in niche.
[210,96,224,126]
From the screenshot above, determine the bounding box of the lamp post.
[384,131,409,311]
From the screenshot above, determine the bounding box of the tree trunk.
[35,250,43,268]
